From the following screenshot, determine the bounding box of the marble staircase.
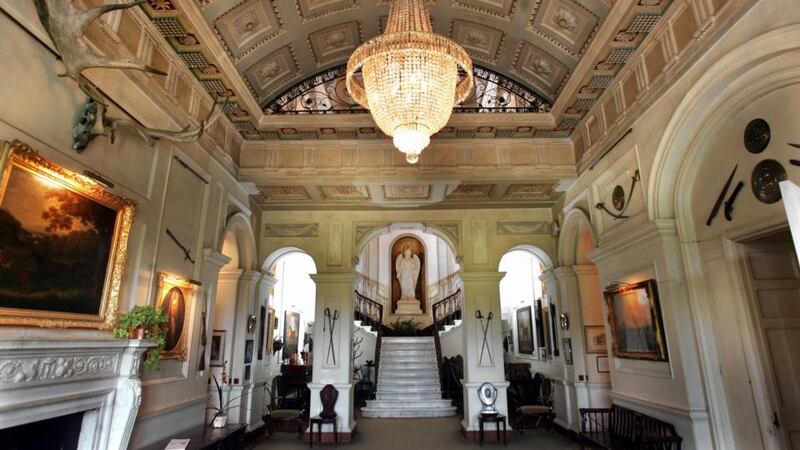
[361,336,456,418]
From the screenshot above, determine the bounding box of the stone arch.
[498,244,554,270]
[558,208,598,266]
[261,246,319,274]
[649,24,800,239]
[219,212,257,271]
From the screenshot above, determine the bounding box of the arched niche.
[353,222,460,267]
[389,234,427,313]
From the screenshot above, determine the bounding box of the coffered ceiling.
[139,0,674,141]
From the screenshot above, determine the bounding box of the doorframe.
[721,223,792,450]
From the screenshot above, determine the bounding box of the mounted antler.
[35,0,228,150]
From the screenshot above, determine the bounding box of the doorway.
[738,229,800,449]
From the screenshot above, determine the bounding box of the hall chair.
[263,376,307,439]
[509,373,556,432]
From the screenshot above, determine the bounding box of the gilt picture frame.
[156,273,197,360]
[0,140,136,329]
[210,330,225,366]
[603,279,669,362]
[516,306,534,355]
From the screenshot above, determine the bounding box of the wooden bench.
[579,405,682,450]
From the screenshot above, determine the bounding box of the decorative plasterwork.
[449,19,505,64]
[243,45,301,97]
[0,354,117,384]
[258,185,311,201]
[318,185,371,200]
[503,183,558,200]
[307,21,363,66]
[214,0,284,61]
[496,220,552,234]
[294,0,360,22]
[446,184,495,200]
[263,222,320,237]
[511,42,571,99]
[452,0,518,19]
[529,0,600,58]
[383,185,432,201]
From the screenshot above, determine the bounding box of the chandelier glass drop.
[346,0,473,163]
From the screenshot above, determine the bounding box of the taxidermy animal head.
[34,0,225,149]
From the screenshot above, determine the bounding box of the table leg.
[502,419,507,446]
[479,419,484,447]
[496,420,501,443]
[334,420,338,446]
[308,422,313,448]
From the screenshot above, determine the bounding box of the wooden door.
[742,234,800,449]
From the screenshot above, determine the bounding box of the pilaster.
[459,271,510,439]
[308,273,356,438]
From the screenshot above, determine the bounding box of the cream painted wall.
[0,5,259,449]
[553,2,800,449]
[257,209,555,275]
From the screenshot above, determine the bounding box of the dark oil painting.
[0,166,117,315]
[161,287,186,352]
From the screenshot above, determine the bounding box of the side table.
[478,414,507,446]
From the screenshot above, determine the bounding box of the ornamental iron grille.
[263,65,551,114]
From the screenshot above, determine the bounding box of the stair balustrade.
[431,289,463,396]
[354,291,384,385]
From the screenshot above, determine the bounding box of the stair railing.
[354,291,383,390]
[431,289,463,392]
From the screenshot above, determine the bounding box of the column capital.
[239,270,264,283]
[460,271,505,283]
[218,268,243,282]
[259,273,278,287]
[310,272,354,285]
[553,266,576,278]
[571,264,598,275]
[203,249,231,272]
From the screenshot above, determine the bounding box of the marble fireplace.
[0,339,152,449]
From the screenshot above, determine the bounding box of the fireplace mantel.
[0,339,154,449]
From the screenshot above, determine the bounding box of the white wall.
[0,4,258,448]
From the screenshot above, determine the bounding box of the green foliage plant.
[113,305,168,369]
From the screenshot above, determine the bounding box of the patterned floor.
[248,417,579,449]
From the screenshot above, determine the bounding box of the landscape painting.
[604,279,669,361]
[0,140,135,329]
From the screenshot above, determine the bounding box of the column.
[230,270,262,428]
[552,266,582,431]
[308,272,356,443]
[197,249,231,377]
[460,271,509,441]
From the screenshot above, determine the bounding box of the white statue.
[395,247,423,315]
[396,247,421,300]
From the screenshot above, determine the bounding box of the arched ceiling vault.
[140,0,674,141]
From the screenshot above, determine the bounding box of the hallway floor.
[247,417,578,450]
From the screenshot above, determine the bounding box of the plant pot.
[132,326,146,340]
[212,414,228,428]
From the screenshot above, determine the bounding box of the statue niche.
[391,236,425,315]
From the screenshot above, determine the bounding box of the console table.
[140,423,246,450]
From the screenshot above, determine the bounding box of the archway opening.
[269,251,318,366]
[499,249,547,358]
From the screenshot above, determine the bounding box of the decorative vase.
[212,414,228,428]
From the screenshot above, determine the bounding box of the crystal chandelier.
[346,0,474,163]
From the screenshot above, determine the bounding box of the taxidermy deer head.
[35,0,225,151]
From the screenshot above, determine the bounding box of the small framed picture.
[596,355,610,373]
[563,338,573,365]
[210,330,225,366]
[584,325,607,354]
[244,365,251,381]
[244,339,254,364]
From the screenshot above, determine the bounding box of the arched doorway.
[269,251,317,368]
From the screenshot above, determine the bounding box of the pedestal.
[395,298,423,315]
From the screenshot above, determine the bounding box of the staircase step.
[377,385,441,394]
[380,363,437,371]
[380,349,437,356]
[382,337,434,343]
[378,374,439,382]
[376,392,442,401]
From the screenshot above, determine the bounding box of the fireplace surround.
[0,339,152,449]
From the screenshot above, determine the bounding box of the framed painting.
[562,338,573,365]
[584,325,607,354]
[0,140,135,329]
[156,273,197,360]
[210,330,225,366]
[257,306,266,360]
[283,311,300,359]
[515,306,534,355]
[266,307,276,355]
[244,339,253,364]
[603,279,669,361]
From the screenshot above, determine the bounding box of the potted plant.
[390,318,420,336]
[113,305,168,369]
[207,372,242,428]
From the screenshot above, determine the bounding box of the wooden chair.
[511,374,555,433]
[263,376,306,439]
